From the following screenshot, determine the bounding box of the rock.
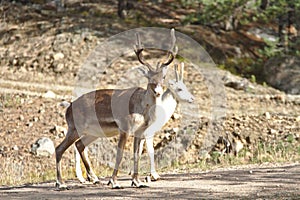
[19,115,24,121]
[264,55,300,94]
[38,109,45,114]
[44,55,51,60]
[53,52,65,61]
[53,62,64,73]
[32,60,39,69]
[31,137,55,157]
[222,71,249,90]
[172,113,181,120]
[224,81,248,90]
[50,125,67,137]
[269,128,277,135]
[26,122,33,127]
[12,145,19,151]
[265,94,271,100]
[43,90,56,99]
[172,127,179,133]
[12,58,18,66]
[265,112,271,120]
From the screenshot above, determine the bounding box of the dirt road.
[1,163,299,200]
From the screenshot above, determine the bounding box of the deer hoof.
[107,179,123,189]
[93,180,101,185]
[131,179,149,188]
[78,177,86,184]
[87,175,101,185]
[55,182,69,190]
[91,177,101,185]
[145,176,151,183]
[150,172,161,181]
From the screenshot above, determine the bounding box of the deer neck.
[151,88,178,121]
[142,88,178,138]
[161,88,177,115]
[144,84,161,104]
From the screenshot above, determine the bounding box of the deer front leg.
[108,131,128,189]
[132,135,148,188]
[75,135,100,185]
[130,138,145,176]
[145,136,160,181]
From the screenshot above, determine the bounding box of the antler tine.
[180,62,184,81]
[134,32,154,71]
[156,62,161,71]
[174,63,179,82]
[163,28,178,66]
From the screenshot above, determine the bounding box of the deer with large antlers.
[55,29,194,189]
[74,62,194,184]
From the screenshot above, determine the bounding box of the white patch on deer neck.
[143,89,177,139]
[154,84,163,96]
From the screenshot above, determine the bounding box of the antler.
[134,33,154,71]
[134,29,178,71]
[163,28,178,66]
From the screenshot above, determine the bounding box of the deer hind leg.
[108,131,128,189]
[55,128,80,190]
[145,136,160,181]
[74,135,100,184]
[74,145,85,183]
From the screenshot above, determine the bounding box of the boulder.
[31,137,55,157]
[264,55,300,94]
